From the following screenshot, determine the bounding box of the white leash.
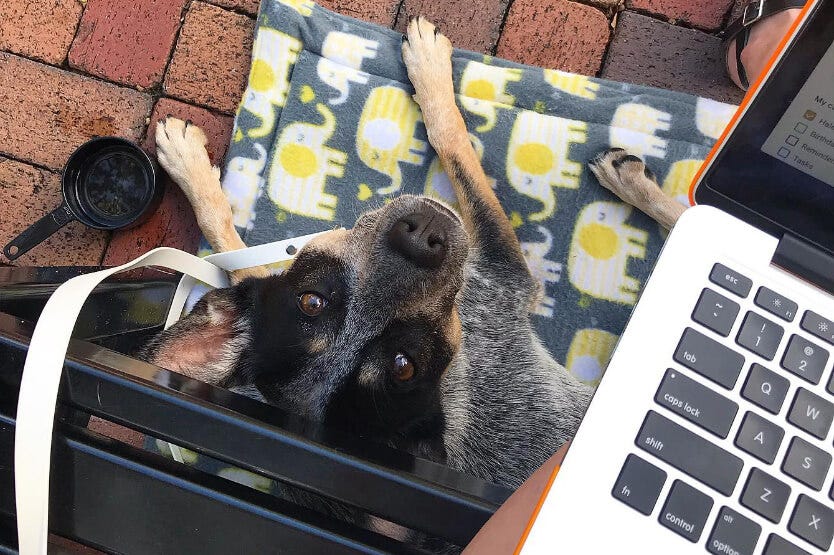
[14,232,326,554]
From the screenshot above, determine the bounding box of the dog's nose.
[387,211,448,268]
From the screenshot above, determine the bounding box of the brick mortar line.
[0,152,61,175]
[1,49,158,101]
[162,90,239,116]
[595,8,620,77]
[143,0,198,147]
[201,0,259,18]
[390,0,406,29]
[64,0,89,67]
[622,5,727,34]
[392,0,407,33]
[490,0,515,56]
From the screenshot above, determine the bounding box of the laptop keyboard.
[611,262,834,554]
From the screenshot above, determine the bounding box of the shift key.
[674,327,745,389]
[636,411,743,496]
[655,369,739,438]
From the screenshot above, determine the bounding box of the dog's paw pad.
[588,148,659,204]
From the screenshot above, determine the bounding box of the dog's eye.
[298,292,327,316]
[393,352,415,381]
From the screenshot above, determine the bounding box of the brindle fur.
[144,18,595,497]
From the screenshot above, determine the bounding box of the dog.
[147,11,691,511]
[145,18,599,503]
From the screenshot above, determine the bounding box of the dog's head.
[144,195,468,452]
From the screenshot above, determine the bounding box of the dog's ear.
[139,285,252,385]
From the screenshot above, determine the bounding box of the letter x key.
[789,495,834,550]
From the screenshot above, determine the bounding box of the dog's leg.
[588,148,685,230]
[155,117,269,283]
[402,18,528,270]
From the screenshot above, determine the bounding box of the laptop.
[519,1,834,553]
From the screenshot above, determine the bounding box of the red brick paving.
[0,156,108,266]
[396,0,508,53]
[68,0,189,89]
[601,11,743,104]
[0,0,83,65]
[497,0,610,74]
[102,98,233,264]
[0,0,744,270]
[0,53,152,171]
[627,0,735,31]
[321,0,400,26]
[164,2,254,114]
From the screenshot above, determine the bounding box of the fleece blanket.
[157,0,740,526]
[208,0,736,388]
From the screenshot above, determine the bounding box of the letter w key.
[788,388,834,439]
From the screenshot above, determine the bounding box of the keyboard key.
[781,335,828,385]
[737,312,784,361]
[742,364,790,415]
[789,494,834,550]
[740,468,791,523]
[658,480,713,542]
[735,411,785,464]
[636,411,742,495]
[654,369,738,438]
[707,506,761,555]
[692,288,740,337]
[782,437,832,491]
[611,454,667,515]
[800,310,834,346]
[756,287,798,322]
[787,388,834,440]
[763,534,811,555]
[710,263,753,298]
[674,328,745,390]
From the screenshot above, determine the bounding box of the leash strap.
[14,232,327,554]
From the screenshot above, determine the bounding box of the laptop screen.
[760,38,834,188]
[695,0,834,255]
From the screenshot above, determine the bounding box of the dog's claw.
[184,119,193,136]
[402,33,407,43]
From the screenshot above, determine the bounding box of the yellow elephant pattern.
[217,0,735,373]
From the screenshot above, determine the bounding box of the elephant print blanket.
[209,0,737,387]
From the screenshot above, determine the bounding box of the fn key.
[612,454,667,515]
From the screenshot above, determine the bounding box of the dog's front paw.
[155,117,219,196]
[401,17,454,104]
[588,148,659,207]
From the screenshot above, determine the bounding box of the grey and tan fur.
[144,17,676,501]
